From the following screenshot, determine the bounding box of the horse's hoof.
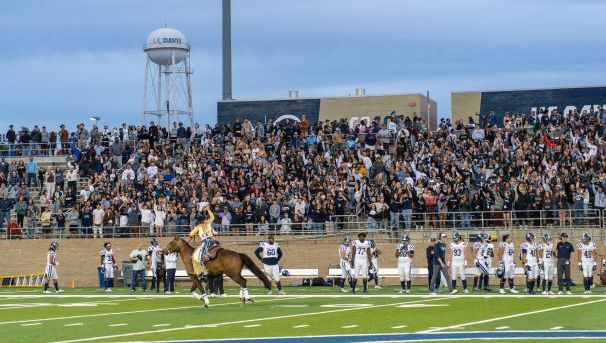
[247,298,255,303]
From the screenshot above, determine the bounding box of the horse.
[165,236,271,307]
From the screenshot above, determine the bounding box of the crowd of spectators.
[1,105,606,239]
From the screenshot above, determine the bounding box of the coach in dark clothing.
[426,238,441,290]
[430,233,453,294]
[555,232,575,293]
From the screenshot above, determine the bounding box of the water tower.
[142,27,194,128]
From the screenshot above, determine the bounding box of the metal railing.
[1,208,605,240]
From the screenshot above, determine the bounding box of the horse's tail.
[239,253,272,290]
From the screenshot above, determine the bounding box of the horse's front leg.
[189,274,209,308]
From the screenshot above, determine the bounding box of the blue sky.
[1,0,605,130]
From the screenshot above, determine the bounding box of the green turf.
[0,286,605,342]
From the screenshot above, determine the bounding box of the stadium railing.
[2,208,605,240]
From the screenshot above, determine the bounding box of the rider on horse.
[188,206,218,280]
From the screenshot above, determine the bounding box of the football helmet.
[494,261,505,279]
[49,241,59,251]
[150,237,159,246]
[369,239,376,249]
[453,232,462,241]
[525,232,535,242]
[402,235,410,243]
[542,233,551,242]
[343,236,351,245]
[582,232,591,243]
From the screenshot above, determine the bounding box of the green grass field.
[1,286,606,342]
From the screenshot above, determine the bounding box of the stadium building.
[451,85,606,126]
[217,91,438,129]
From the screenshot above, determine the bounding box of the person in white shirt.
[99,241,116,291]
[92,203,105,239]
[164,250,179,294]
[351,232,372,294]
[395,235,414,294]
[497,234,519,294]
[139,203,154,235]
[121,165,135,182]
[578,233,596,294]
[146,161,158,178]
[154,202,167,237]
[539,233,556,295]
[448,232,468,294]
[521,233,540,294]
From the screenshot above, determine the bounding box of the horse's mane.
[175,237,195,252]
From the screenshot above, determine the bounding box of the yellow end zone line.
[419,298,606,333]
[52,298,452,343]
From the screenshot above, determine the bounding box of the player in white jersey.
[577,233,596,294]
[472,233,490,291]
[338,236,354,293]
[254,234,285,295]
[369,240,383,289]
[521,232,539,294]
[99,241,117,292]
[497,234,518,294]
[43,241,63,293]
[395,235,415,294]
[539,233,555,295]
[448,232,468,294]
[483,236,495,291]
[148,237,161,291]
[351,232,372,294]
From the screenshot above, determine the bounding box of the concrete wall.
[1,231,599,287]
[451,91,481,125]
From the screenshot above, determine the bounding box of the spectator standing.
[92,203,105,239]
[26,157,38,189]
[164,251,178,294]
[129,243,149,292]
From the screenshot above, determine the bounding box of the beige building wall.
[319,94,437,129]
[451,91,482,124]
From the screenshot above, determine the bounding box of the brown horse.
[165,236,271,306]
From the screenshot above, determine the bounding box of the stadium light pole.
[222,0,233,101]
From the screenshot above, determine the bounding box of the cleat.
[130,289,136,293]
[509,288,519,294]
[56,289,64,293]
[463,289,469,294]
[143,289,150,293]
[557,291,563,295]
[105,289,111,292]
[450,289,459,295]
[566,291,572,295]
[398,289,405,294]
[483,287,492,292]
[43,290,52,294]
[374,285,383,289]
[363,290,368,295]
[278,291,286,295]
[548,291,555,295]
[219,293,227,297]
[499,289,506,294]
[340,288,347,293]
[542,291,548,295]
[473,287,480,291]
[429,292,437,296]
[266,290,273,295]
[405,289,410,294]
[107,288,112,292]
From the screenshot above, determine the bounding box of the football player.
[521,232,539,294]
[369,240,382,289]
[577,233,596,294]
[395,235,415,294]
[472,233,490,291]
[254,233,285,295]
[539,233,555,295]
[99,241,117,292]
[43,241,63,294]
[497,234,518,294]
[148,237,161,291]
[351,232,372,294]
[448,232,468,294]
[338,236,354,293]
[483,235,494,291]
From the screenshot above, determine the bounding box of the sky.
[1,0,606,130]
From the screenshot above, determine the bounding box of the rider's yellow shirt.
[189,210,216,240]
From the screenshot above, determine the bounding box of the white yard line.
[53,298,449,343]
[20,322,42,326]
[1,297,294,326]
[419,299,606,333]
[108,323,128,327]
[496,326,510,330]
[391,325,408,329]
[292,324,309,328]
[64,323,83,327]
[341,325,358,328]
[153,324,171,327]
[551,326,563,330]
[243,324,261,328]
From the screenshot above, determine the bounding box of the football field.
[1,286,606,342]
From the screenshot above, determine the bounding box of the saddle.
[206,241,223,261]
